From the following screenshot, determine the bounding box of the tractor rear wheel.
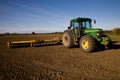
[80,35,96,52]
[62,31,74,48]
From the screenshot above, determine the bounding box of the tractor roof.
[70,17,91,22]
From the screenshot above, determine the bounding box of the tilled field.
[0,34,120,80]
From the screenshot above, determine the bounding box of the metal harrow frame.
[7,37,62,48]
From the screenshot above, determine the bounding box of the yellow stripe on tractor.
[7,37,62,48]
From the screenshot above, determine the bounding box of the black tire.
[80,35,96,52]
[62,31,74,48]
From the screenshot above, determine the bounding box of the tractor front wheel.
[80,35,96,52]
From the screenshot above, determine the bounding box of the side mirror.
[94,20,96,24]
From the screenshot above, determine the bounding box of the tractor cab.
[69,17,92,29]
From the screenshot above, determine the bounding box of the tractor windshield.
[80,20,91,29]
[70,18,92,29]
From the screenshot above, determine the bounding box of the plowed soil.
[0,34,120,80]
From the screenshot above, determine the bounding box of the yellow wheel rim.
[82,39,89,49]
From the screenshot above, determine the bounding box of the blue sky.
[0,0,120,33]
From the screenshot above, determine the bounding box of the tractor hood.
[84,28,103,33]
[84,28,104,38]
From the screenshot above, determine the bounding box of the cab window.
[72,22,79,29]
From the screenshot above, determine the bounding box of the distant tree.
[0,34,4,36]
[104,30,112,34]
[54,32,63,34]
[4,32,10,35]
[11,33,18,35]
[112,28,120,35]
[32,32,35,35]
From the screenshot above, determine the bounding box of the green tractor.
[62,17,111,52]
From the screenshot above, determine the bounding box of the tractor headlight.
[95,31,103,38]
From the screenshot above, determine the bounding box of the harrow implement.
[7,37,62,48]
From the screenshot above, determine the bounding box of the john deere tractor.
[62,17,111,52]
